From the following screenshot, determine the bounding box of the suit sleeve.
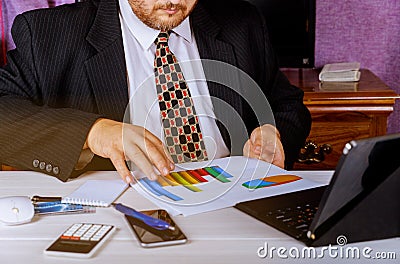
[252,6,311,169]
[269,70,311,169]
[0,14,101,181]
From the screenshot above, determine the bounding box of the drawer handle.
[297,141,332,164]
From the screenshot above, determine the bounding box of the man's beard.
[129,1,195,31]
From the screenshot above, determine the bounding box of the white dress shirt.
[118,0,230,160]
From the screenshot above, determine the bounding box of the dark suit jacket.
[0,0,311,181]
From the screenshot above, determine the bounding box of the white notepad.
[62,180,128,207]
[319,62,361,82]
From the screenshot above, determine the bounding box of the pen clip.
[31,195,62,203]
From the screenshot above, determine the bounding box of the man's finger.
[243,140,261,159]
[250,127,261,144]
[125,144,159,181]
[133,135,173,177]
[144,143,174,176]
[142,130,175,169]
[109,153,133,183]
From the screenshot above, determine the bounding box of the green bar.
[170,172,202,192]
[203,167,231,183]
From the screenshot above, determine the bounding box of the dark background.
[245,0,315,68]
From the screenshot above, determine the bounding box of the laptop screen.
[309,133,400,232]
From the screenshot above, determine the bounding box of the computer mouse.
[0,196,34,225]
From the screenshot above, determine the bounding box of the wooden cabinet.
[282,68,399,170]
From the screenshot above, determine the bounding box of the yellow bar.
[178,171,199,184]
[157,175,171,187]
[170,172,202,192]
[164,174,180,186]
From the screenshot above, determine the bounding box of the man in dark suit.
[0,0,311,182]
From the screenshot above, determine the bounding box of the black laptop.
[235,134,400,246]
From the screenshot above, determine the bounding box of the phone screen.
[125,209,187,247]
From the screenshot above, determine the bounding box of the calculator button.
[80,224,92,231]
[62,223,113,242]
[70,223,83,229]
[98,228,108,234]
[45,223,115,258]
[94,233,105,238]
[91,234,103,241]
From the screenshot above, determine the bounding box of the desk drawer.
[294,112,374,170]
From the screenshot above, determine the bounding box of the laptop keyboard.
[235,186,327,242]
[265,202,319,239]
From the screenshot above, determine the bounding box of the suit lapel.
[84,0,128,121]
[191,3,245,153]
[191,4,233,62]
[191,2,244,115]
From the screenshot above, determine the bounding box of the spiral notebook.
[61,180,129,207]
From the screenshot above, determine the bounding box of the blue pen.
[113,203,175,231]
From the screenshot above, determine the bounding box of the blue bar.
[142,178,183,201]
[242,179,275,189]
[138,178,163,197]
[211,166,234,178]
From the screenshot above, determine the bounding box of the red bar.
[188,170,208,182]
[196,168,209,176]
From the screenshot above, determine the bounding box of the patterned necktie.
[154,31,208,163]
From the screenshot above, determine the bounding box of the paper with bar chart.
[131,156,325,216]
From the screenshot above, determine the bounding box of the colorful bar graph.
[242,175,302,190]
[138,166,234,201]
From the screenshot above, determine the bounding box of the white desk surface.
[0,170,398,264]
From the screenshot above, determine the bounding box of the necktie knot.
[155,31,170,46]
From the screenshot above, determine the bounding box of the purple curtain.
[315,1,400,133]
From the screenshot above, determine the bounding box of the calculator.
[44,223,115,258]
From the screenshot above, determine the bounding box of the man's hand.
[86,119,174,183]
[243,124,285,168]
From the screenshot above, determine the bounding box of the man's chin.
[156,17,185,31]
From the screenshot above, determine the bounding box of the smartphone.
[125,209,187,248]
